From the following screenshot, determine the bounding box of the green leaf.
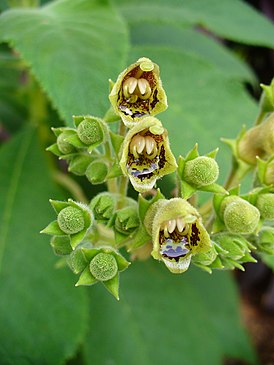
[83,261,256,365]
[128,45,258,183]
[0,127,88,364]
[130,23,255,83]
[116,0,274,48]
[0,0,129,123]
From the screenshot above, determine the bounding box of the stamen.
[138,78,149,95]
[130,135,145,155]
[167,219,176,233]
[145,136,156,155]
[127,77,138,94]
[176,218,185,232]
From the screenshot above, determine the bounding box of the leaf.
[128,45,258,183]
[130,23,255,83]
[83,261,257,365]
[116,0,274,48]
[0,0,129,123]
[0,127,88,364]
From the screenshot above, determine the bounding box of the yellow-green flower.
[145,198,211,273]
[109,57,167,127]
[120,117,177,192]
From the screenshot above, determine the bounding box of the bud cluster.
[42,58,274,299]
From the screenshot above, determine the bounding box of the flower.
[145,198,211,273]
[119,116,177,192]
[109,57,167,127]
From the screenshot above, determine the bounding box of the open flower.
[109,57,167,127]
[119,117,177,192]
[145,198,211,273]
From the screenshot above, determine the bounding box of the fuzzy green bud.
[183,156,219,187]
[257,226,274,254]
[57,206,85,235]
[222,197,260,234]
[90,192,116,222]
[89,253,118,281]
[86,161,108,184]
[77,117,104,146]
[68,155,93,176]
[56,131,75,154]
[256,194,274,220]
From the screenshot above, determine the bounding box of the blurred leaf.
[130,23,255,83]
[128,46,258,182]
[83,261,256,365]
[261,255,274,271]
[0,0,129,124]
[115,0,274,48]
[0,127,88,364]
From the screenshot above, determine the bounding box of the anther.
[130,135,146,156]
[176,218,185,232]
[167,219,176,234]
[145,136,156,155]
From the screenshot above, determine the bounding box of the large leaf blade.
[0,0,129,123]
[0,127,88,364]
[83,261,256,365]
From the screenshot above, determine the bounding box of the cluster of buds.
[42,58,274,300]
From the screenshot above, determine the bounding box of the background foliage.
[0,0,273,364]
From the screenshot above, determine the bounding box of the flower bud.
[238,114,274,165]
[213,233,254,261]
[68,154,93,176]
[183,156,219,187]
[221,197,260,234]
[57,131,76,155]
[90,253,118,281]
[256,226,274,254]
[120,116,177,192]
[145,198,211,273]
[89,192,116,223]
[41,199,93,249]
[256,193,274,220]
[109,57,167,127]
[85,160,108,184]
[57,206,85,235]
[76,246,130,300]
[76,117,104,146]
[114,206,139,236]
[50,235,72,256]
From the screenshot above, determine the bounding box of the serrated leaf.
[84,262,256,365]
[0,0,129,122]
[117,0,274,48]
[0,127,88,364]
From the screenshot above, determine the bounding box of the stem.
[117,120,129,208]
[255,109,266,126]
[53,171,88,203]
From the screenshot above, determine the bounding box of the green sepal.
[75,266,98,286]
[107,163,123,179]
[68,154,93,176]
[193,263,213,274]
[40,220,64,236]
[67,248,88,274]
[50,236,72,256]
[206,148,219,159]
[114,230,129,246]
[209,256,224,269]
[103,273,120,300]
[127,225,152,251]
[185,143,199,161]
[70,230,86,250]
[89,192,116,223]
[260,80,274,112]
[65,133,87,149]
[256,156,268,184]
[81,248,100,262]
[110,131,124,155]
[138,189,165,222]
[200,183,228,195]
[181,180,197,199]
[72,115,85,127]
[49,199,69,214]
[46,143,62,157]
[255,226,274,254]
